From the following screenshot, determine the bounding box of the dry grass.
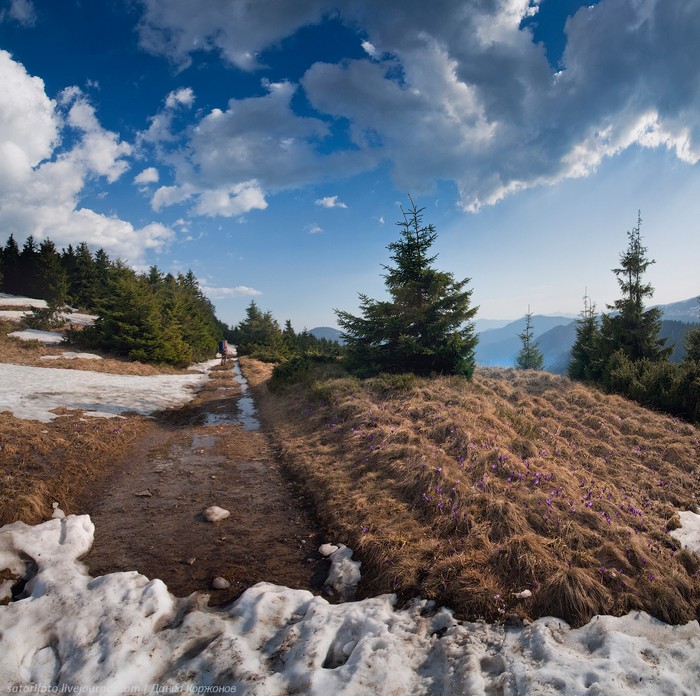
[245,359,700,627]
[0,320,190,375]
[0,411,156,526]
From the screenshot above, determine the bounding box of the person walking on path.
[218,338,229,366]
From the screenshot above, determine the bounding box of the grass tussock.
[245,358,700,627]
[0,411,154,526]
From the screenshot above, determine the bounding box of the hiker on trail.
[218,338,228,365]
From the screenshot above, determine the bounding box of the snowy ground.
[0,330,699,694]
[0,362,213,422]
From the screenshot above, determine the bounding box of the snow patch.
[41,352,102,360]
[8,328,64,343]
[0,515,699,694]
[0,363,209,422]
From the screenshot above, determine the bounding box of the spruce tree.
[600,212,671,362]
[36,239,68,307]
[515,307,544,370]
[1,235,20,294]
[335,197,478,376]
[568,291,602,381]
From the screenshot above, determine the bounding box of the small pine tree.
[568,291,602,381]
[336,197,478,377]
[515,307,544,370]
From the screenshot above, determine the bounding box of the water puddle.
[205,358,261,430]
[232,358,261,431]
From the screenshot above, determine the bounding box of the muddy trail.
[80,359,329,607]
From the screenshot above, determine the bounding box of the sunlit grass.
[246,358,700,627]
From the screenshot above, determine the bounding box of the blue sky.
[1,0,699,331]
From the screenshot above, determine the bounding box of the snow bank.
[41,352,103,361]
[0,363,210,422]
[0,294,47,308]
[0,310,28,321]
[1,516,699,695]
[8,328,65,344]
[670,509,700,554]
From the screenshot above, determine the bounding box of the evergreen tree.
[17,236,40,297]
[1,235,20,293]
[92,248,113,311]
[68,242,100,309]
[600,212,671,363]
[515,307,544,370]
[176,270,221,361]
[79,267,164,362]
[232,301,285,357]
[282,319,298,352]
[336,197,478,376]
[36,239,68,307]
[568,292,602,381]
[683,299,700,363]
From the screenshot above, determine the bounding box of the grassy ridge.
[246,359,700,627]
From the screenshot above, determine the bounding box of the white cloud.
[193,181,268,218]
[133,0,700,211]
[315,195,347,209]
[0,51,172,264]
[151,183,195,211]
[137,0,328,70]
[361,40,377,58]
[202,285,262,299]
[134,167,159,185]
[307,224,323,234]
[165,86,194,109]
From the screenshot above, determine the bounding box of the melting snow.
[8,328,65,344]
[0,362,215,422]
[0,516,698,694]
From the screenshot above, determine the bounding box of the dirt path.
[80,359,329,606]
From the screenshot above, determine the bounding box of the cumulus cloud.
[137,0,328,70]
[202,285,262,299]
[145,79,372,218]
[134,167,159,185]
[133,0,700,211]
[315,195,347,208]
[165,86,194,109]
[0,50,172,264]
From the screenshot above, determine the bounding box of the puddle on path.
[205,358,261,430]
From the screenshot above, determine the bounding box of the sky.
[1,0,699,331]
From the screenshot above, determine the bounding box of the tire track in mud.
[80,360,329,606]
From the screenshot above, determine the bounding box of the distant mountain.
[309,326,344,343]
[475,315,574,368]
[654,297,700,323]
[475,298,700,373]
[473,318,515,333]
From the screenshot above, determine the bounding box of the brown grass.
[0,410,155,526]
[0,320,190,375]
[244,358,700,627]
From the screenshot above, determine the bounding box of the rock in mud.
[203,506,230,523]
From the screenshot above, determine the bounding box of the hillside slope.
[247,360,700,627]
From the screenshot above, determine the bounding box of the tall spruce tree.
[335,197,478,376]
[515,307,544,370]
[600,212,671,362]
